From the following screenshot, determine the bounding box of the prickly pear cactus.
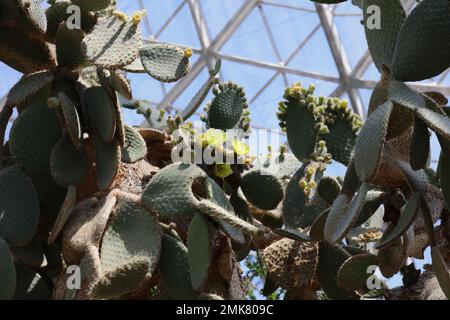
[0,0,450,301]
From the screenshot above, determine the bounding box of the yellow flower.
[232,139,250,156]
[199,129,227,148]
[184,48,193,58]
[214,164,233,179]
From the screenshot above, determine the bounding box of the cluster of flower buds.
[298,164,317,196]
[112,10,147,25]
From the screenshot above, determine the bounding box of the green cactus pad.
[10,104,62,175]
[416,107,450,141]
[121,125,147,163]
[353,190,386,226]
[325,183,370,243]
[0,167,39,246]
[240,169,284,210]
[362,0,405,71]
[392,0,450,82]
[13,236,45,268]
[388,80,426,111]
[309,210,329,242]
[94,134,120,190]
[341,160,361,196]
[142,163,207,218]
[18,0,47,33]
[431,246,450,299]
[89,258,149,300]
[100,201,162,276]
[285,100,317,162]
[71,0,111,12]
[82,15,142,69]
[354,101,393,182]
[84,86,116,142]
[0,238,16,300]
[282,165,328,229]
[140,43,190,83]
[337,253,379,291]
[56,23,85,69]
[202,178,246,244]
[325,117,357,166]
[59,92,83,150]
[410,116,430,170]
[376,192,420,249]
[13,262,51,299]
[123,56,146,73]
[318,176,341,204]
[50,134,88,187]
[160,234,198,300]
[6,71,54,107]
[377,227,406,278]
[252,153,300,180]
[317,243,358,300]
[109,70,132,101]
[187,213,212,290]
[207,82,245,130]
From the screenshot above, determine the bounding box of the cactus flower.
[213,164,233,179]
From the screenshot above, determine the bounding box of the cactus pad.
[71,0,112,12]
[377,227,406,278]
[187,213,212,290]
[94,134,120,190]
[354,101,393,182]
[142,163,207,218]
[324,117,357,166]
[6,71,54,108]
[317,176,341,204]
[109,70,132,101]
[89,258,149,300]
[362,0,405,71]
[10,104,62,175]
[376,192,420,249]
[392,0,450,82]
[56,23,85,69]
[82,15,142,69]
[121,125,147,163]
[0,167,39,247]
[50,134,88,187]
[207,82,246,130]
[160,234,198,299]
[410,116,430,170]
[100,201,162,277]
[431,246,450,299]
[84,86,116,142]
[0,238,16,300]
[140,43,190,83]
[416,108,450,141]
[59,92,83,149]
[337,253,379,291]
[18,0,47,33]
[240,169,284,210]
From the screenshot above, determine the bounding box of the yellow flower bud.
[184,48,193,58]
[213,164,233,179]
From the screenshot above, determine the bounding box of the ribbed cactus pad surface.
[416,108,450,141]
[286,100,317,162]
[82,16,141,69]
[377,230,405,278]
[160,234,198,299]
[317,176,341,204]
[84,86,116,142]
[6,71,54,107]
[241,169,284,210]
[187,213,212,290]
[207,82,245,130]
[337,253,379,291]
[10,104,61,175]
[362,0,405,71]
[392,0,450,81]
[140,43,190,83]
[410,116,430,170]
[109,70,132,101]
[59,92,82,149]
[89,258,149,299]
[50,134,88,187]
[142,163,207,217]
[18,0,47,33]
[354,101,393,182]
[324,117,356,166]
[121,125,146,163]
[71,0,111,12]
[0,167,39,247]
[56,23,85,69]
[100,201,161,276]
[94,134,120,190]
[317,243,358,300]
[0,238,16,300]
